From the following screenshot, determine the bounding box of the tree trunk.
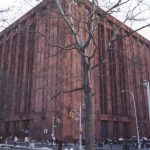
[82,55,95,150]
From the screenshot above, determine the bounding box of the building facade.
[0,0,150,141]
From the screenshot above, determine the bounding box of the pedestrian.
[123,142,130,150]
[52,136,55,145]
[142,138,147,149]
[24,128,29,137]
[58,138,62,150]
[0,136,3,143]
[98,141,103,147]
[104,138,109,147]
[64,139,67,146]
[14,136,18,146]
[24,136,29,147]
[5,138,8,145]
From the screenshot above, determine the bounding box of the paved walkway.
[0,143,150,150]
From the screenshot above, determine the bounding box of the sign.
[44,129,48,134]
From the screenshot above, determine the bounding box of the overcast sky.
[0,0,150,40]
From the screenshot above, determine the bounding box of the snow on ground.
[0,144,53,149]
[38,147,52,150]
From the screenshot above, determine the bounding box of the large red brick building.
[0,0,150,141]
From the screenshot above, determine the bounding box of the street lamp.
[142,80,150,120]
[70,104,83,150]
[121,90,141,149]
[51,116,56,145]
[79,104,82,150]
[75,104,83,150]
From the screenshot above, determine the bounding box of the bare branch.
[106,0,122,13]
[48,87,83,100]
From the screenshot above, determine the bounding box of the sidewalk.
[0,144,150,150]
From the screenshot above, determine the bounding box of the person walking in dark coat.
[123,142,130,150]
[58,138,62,150]
[0,136,3,144]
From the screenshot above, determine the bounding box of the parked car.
[118,138,125,144]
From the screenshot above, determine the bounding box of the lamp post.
[51,116,55,145]
[70,104,83,150]
[121,90,141,149]
[79,104,82,150]
[75,104,83,150]
[142,80,150,120]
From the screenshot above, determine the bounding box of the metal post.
[79,104,82,150]
[121,90,141,149]
[52,117,55,145]
[130,92,141,149]
[144,81,150,119]
[147,82,150,119]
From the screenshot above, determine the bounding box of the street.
[0,143,150,150]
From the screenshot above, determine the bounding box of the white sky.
[0,0,150,40]
[0,0,40,23]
